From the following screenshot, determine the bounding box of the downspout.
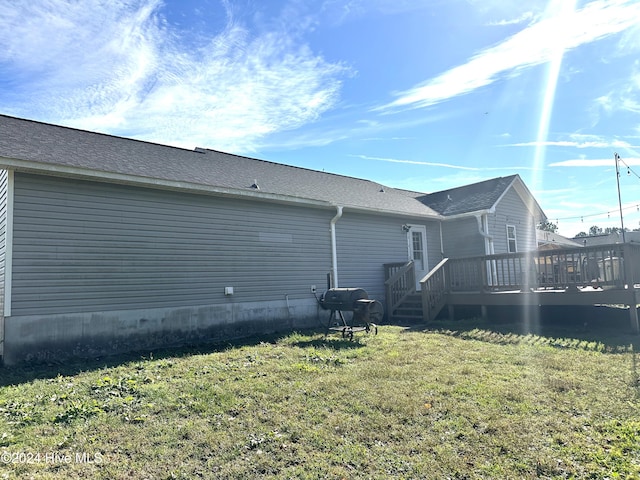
[475,213,493,255]
[330,206,343,288]
[476,213,496,285]
[439,221,444,259]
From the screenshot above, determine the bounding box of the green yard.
[1,317,639,479]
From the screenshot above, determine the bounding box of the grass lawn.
[1,315,639,479]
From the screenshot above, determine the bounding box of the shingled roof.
[419,176,520,216]
[0,114,544,221]
[0,114,440,218]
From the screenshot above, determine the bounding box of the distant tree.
[574,232,588,238]
[603,226,628,234]
[589,225,603,236]
[538,221,558,233]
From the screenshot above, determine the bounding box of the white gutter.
[330,206,343,288]
[477,213,497,286]
[444,208,492,221]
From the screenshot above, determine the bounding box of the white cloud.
[548,157,640,167]
[486,11,536,27]
[376,0,640,112]
[352,154,534,171]
[352,154,479,170]
[320,0,445,24]
[466,0,545,20]
[0,0,350,152]
[0,1,161,103]
[507,139,637,149]
[593,61,640,118]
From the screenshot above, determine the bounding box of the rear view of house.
[0,115,545,364]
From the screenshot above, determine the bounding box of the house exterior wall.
[2,174,445,364]
[2,171,542,365]
[335,211,441,299]
[489,188,537,253]
[441,217,485,258]
[4,173,338,363]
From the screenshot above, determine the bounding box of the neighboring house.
[0,115,545,364]
[574,231,640,247]
[537,230,583,250]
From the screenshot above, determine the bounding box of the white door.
[407,225,428,290]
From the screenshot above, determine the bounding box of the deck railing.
[383,261,415,319]
[385,243,640,324]
[419,258,449,322]
[447,243,640,292]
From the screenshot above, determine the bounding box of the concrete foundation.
[2,298,321,365]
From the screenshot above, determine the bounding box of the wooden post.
[448,304,455,321]
[421,283,429,323]
[385,282,393,321]
[622,244,639,333]
[630,303,639,334]
[481,305,488,321]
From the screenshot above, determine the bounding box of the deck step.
[392,315,423,323]
[391,293,424,322]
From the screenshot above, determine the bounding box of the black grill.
[319,288,368,311]
[319,288,382,339]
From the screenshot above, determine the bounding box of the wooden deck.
[385,243,640,332]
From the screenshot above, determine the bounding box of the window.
[506,225,517,253]
[411,231,424,270]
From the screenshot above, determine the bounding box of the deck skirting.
[449,287,638,307]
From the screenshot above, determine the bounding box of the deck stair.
[390,293,423,322]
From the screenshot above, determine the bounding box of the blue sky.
[1,0,640,237]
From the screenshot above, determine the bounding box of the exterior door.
[407,225,428,290]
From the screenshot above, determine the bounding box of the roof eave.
[335,203,444,220]
[0,156,445,219]
[440,209,493,220]
[0,156,333,209]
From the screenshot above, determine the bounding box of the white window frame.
[506,224,517,253]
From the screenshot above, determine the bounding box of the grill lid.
[320,288,368,310]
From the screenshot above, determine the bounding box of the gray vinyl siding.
[11,174,334,316]
[0,169,7,317]
[489,188,537,253]
[441,217,485,258]
[425,222,442,269]
[335,212,441,300]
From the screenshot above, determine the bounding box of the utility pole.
[614,152,627,243]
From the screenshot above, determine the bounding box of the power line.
[617,155,640,181]
[551,153,640,224]
[553,202,640,223]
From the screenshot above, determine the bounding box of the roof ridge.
[196,147,396,189]
[429,174,518,195]
[0,113,197,154]
[0,114,399,191]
